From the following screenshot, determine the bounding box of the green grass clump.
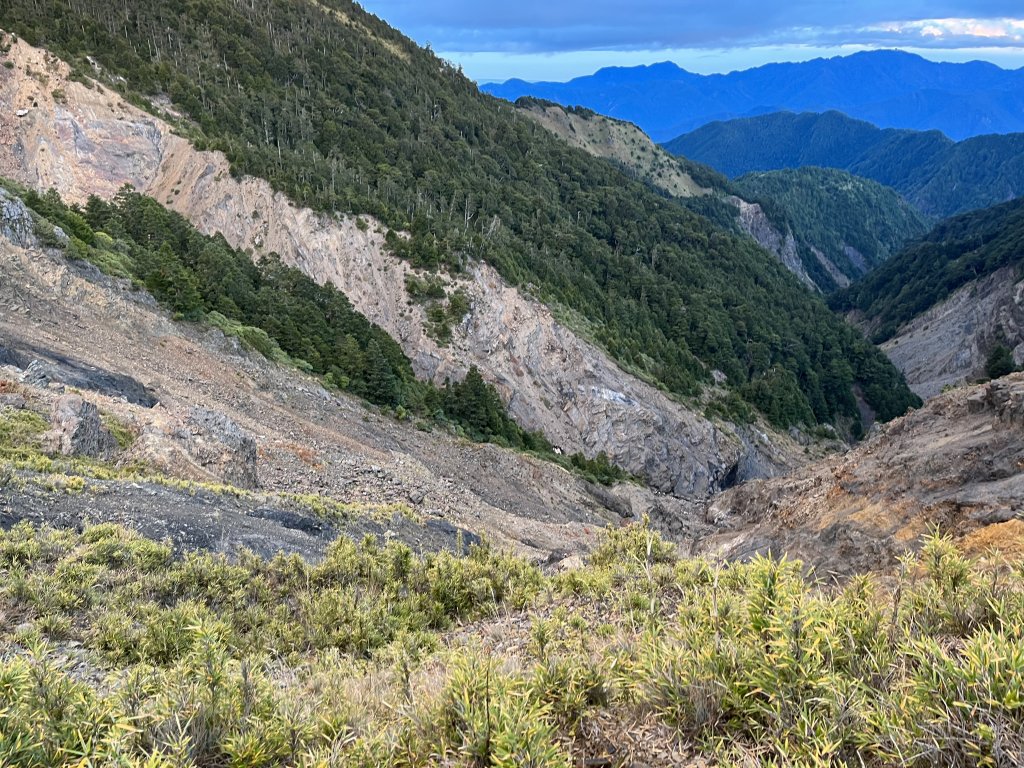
[0,408,49,461]
[100,412,137,450]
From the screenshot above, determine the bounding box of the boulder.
[984,377,1024,425]
[182,407,259,489]
[42,394,118,460]
[123,406,259,489]
[0,187,37,249]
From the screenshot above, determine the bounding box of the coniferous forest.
[834,197,1024,343]
[8,179,636,483]
[1,0,919,431]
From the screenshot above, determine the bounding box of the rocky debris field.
[0,473,479,562]
[0,227,712,562]
[700,372,1024,575]
[0,374,484,559]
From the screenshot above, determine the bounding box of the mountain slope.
[0,180,705,559]
[483,50,1024,142]
[734,168,931,288]
[514,99,721,199]
[704,372,1024,574]
[666,111,1024,217]
[0,6,917,438]
[836,197,1024,343]
[0,42,762,497]
[832,197,1024,396]
[515,101,926,292]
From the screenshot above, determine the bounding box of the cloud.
[868,17,1024,44]
[358,1,1024,53]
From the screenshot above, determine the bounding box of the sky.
[357,1,1024,81]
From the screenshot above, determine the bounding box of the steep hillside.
[667,110,1024,217]
[735,167,931,287]
[833,197,1024,396]
[516,102,924,293]
[702,372,1024,576]
[0,2,917,436]
[880,267,1024,399]
[515,99,718,199]
[0,43,766,498]
[513,99,819,288]
[484,50,1024,142]
[836,197,1024,342]
[0,181,711,560]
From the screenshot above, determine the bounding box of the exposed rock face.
[0,225,725,559]
[123,406,259,489]
[810,246,851,289]
[699,373,1024,576]
[881,266,1024,399]
[0,186,36,248]
[518,102,827,292]
[183,407,259,489]
[0,37,803,498]
[42,394,117,459]
[730,196,815,290]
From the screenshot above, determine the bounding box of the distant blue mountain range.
[664,110,1024,218]
[482,50,1024,142]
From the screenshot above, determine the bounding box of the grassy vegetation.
[1,519,1021,767]
[0,392,419,526]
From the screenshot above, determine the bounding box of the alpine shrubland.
[2,519,1022,767]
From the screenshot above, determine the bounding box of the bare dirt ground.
[701,372,1024,576]
[0,234,712,562]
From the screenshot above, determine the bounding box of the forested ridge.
[833,197,1024,343]
[666,110,1024,218]
[735,168,931,292]
[0,0,918,430]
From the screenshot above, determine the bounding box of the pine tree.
[365,339,401,407]
[986,344,1016,380]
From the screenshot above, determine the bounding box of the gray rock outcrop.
[731,196,816,291]
[123,406,258,489]
[42,394,118,459]
[881,266,1024,398]
[0,186,37,249]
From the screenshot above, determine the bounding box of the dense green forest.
[0,1,918,429]
[667,110,1024,218]
[8,179,643,483]
[514,101,925,295]
[833,197,1024,342]
[735,167,931,292]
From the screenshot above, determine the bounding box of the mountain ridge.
[483,50,1024,142]
[514,101,929,293]
[667,110,1024,217]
